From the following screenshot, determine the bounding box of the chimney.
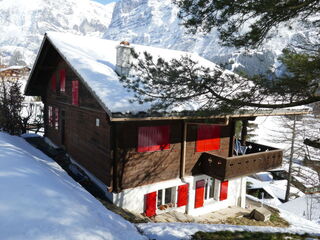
[115,41,133,77]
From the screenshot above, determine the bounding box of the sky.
[93,0,118,4]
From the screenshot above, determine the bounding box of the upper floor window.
[196,124,221,152]
[72,80,79,106]
[54,107,59,130]
[137,125,170,152]
[59,69,66,93]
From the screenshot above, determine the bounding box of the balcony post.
[180,120,187,179]
[228,119,235,157]
[241,119,248,145]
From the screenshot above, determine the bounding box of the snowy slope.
[279,194,320,224]
[0,0,115,65]
[0,132,145,240]
[104,0,320,76]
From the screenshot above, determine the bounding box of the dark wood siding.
[185,124,231,176]
[43,59,113,186]
[115,120,182,190]
[115,121,232,190]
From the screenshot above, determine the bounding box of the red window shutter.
[220,180,228,201]
[60,69,66,92]
[72,80,79,105]
[145,191,157,217]
[177,184,188,207]
[51,75,56,92]
[196,125,221,152]
[137,126,170,152]
[55,107,59,130]
[48,106,53,127]
[195,180,205,208]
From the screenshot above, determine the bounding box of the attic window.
[59,69,66,92]
[196,125,221,152]
[137,126,170,152]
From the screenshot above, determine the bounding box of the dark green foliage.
[0,79,42,135]
[191,231,319,240]
[173,0,320,47]
[120,51,320,114]
[0,79,24,135]
[120,1,320,113]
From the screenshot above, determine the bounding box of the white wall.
[111,174,246,216]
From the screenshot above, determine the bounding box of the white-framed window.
[204,177,222,202]
[157,186,176,210]
[205,177,215,200]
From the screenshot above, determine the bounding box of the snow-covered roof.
[25,32,311,119]
[45,32,226,115]
[0,65,30,73]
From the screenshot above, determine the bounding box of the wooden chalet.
[25,32,308,217]
[0,65,30,80]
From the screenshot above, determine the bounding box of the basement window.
[157,187,176,210]
[205,178,215,201]
[137,126,170,152]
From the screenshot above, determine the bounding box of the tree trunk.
[285,115,296,202]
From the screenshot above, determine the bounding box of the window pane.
[209,178,215,199]
[157,189,163,207]
[165,187,172,204]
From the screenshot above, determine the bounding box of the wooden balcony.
[200,142,283,180]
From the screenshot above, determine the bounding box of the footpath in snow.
[0,132,146,240]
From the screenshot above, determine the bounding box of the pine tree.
[0,78,24,134]
[173,0,320,48]
[120,50,320,113]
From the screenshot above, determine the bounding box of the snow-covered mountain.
[104,0,319,76]
[0,0,115,65]
[1,0,318,75]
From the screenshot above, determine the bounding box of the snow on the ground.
[0,132,146,240]
[137,209,320,240]
[279,194,320,224]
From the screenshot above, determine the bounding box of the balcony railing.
[200,142,283,180]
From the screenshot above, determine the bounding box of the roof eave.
[24,33,48,96]
[110,108,311,122]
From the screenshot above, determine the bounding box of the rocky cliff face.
[105,0,319,76]
[0,0,115,65]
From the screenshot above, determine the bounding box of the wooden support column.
[228,119,235,157]
[111,122,120,193]
[180,120,187,179]
[241,120,248,145]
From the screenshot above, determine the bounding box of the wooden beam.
[180,120,187,179]
[111,122,120,193]
[228,120,236,157]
